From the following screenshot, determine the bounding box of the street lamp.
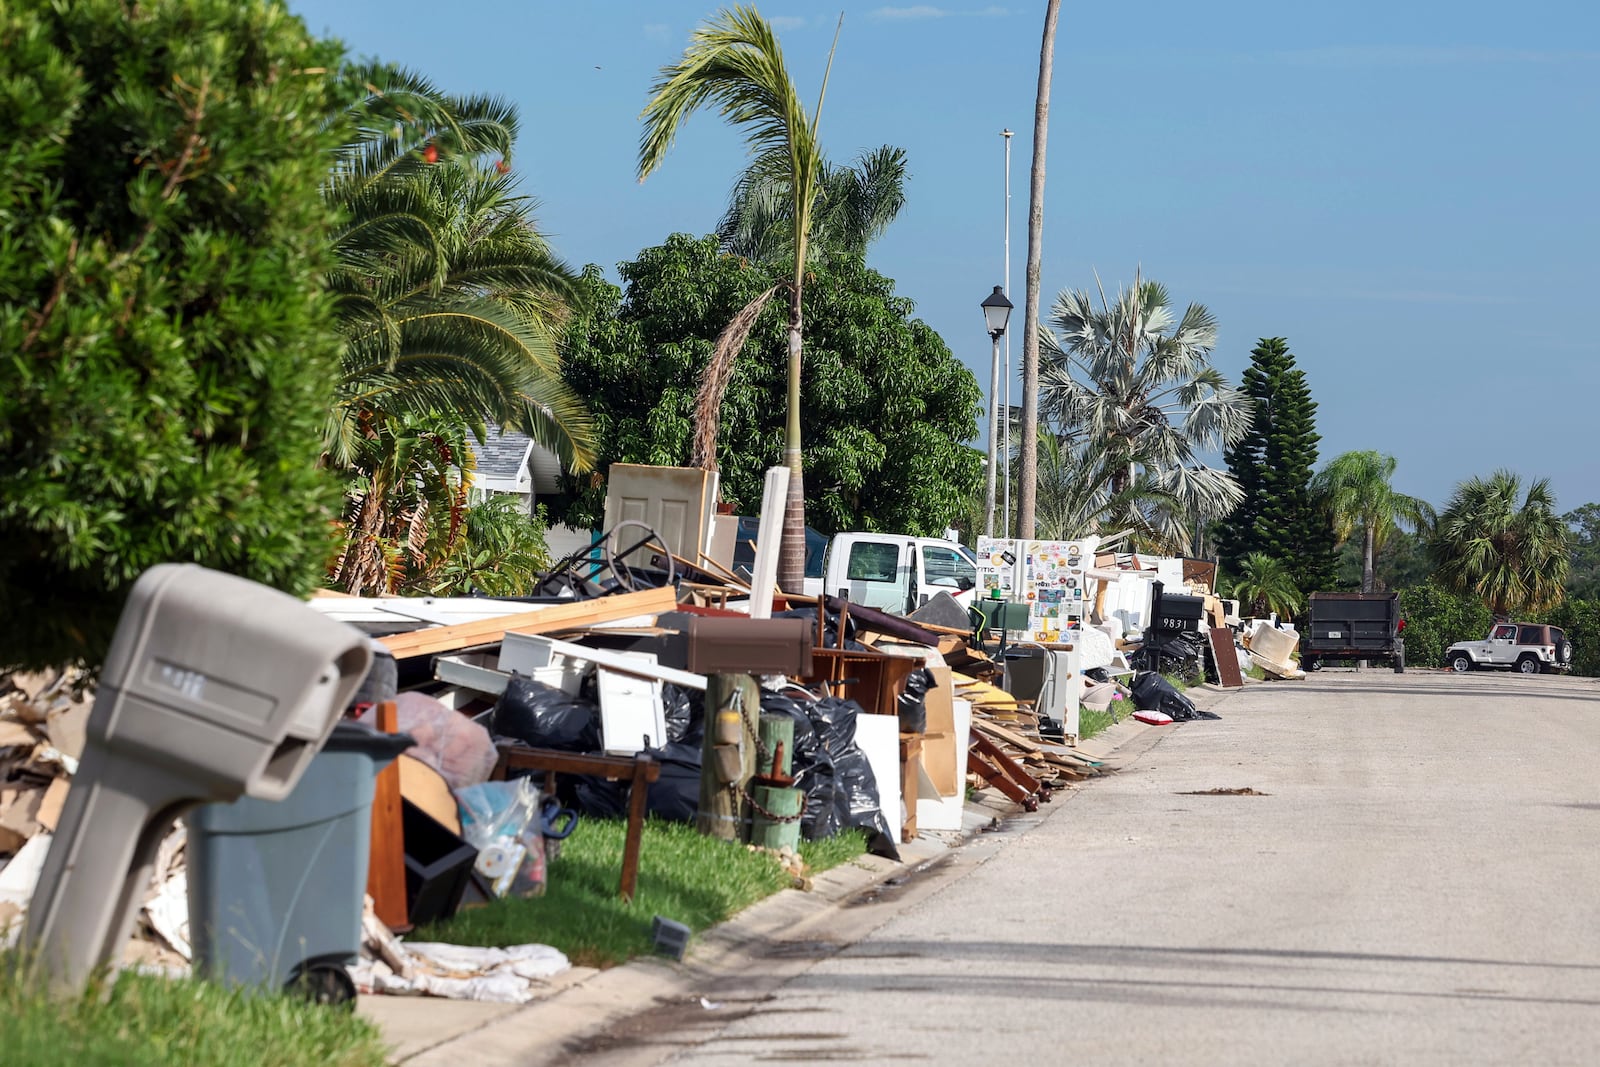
[981,285,1014,539]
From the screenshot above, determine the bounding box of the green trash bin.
[186,721,414,1003]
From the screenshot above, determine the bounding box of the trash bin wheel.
[288,961,357,1009]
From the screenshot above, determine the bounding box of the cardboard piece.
[920,667,958,797]
[0,721,39,749]
[916,698,971,831]
[36,778,69,833]
[398,755,462,836]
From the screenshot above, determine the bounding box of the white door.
[602,464,717,570]
[917,542,978,609]
[1484,623,1518,665]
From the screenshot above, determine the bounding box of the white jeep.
[1445,622,1571,675]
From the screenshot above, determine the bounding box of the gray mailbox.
[22,564,372,994]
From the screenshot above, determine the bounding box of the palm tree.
[325,66,594,472]
[1038,275,1251,538]
[1017,0,1062,540]
[639,7,843,592]
[1432,470,1569,616]
[1311,451,1434,594]
[1225,553,1304,620]
[716,144,907,264]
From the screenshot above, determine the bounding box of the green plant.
[638,5,843,590]
[1397,581,1492,668]
[1215,337,1339,595]
[0,0,347,673]
[1037,275,1251,552]
[323,73,593,471]
[0,955,385,1067]
[1079,705,1117,739]
[554,239,982,536]
[420,497,552,595]
[1432,469,1569,616]
[421,818,866,968]
[1312,451,1434,595]
[1224,552,1305,620]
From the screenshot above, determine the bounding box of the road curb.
[363,707,1181,1065]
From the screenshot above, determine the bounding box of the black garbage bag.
[570,739,704,821]
[1129,671,1220,722]
[662,683,705,745]
[808,696,900,859]
[493,674,601,752]
[1127,631,1207,683]
[896,668,933,734]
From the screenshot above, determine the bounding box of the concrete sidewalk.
[358,709,1193,1065]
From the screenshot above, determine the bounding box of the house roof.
[469,424,562,494]
[473,424,533,482]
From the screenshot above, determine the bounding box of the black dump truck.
[1300,592,1404,673]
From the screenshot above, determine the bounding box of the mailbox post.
[22,564,371,995]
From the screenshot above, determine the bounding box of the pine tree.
[1216,338,1338,594]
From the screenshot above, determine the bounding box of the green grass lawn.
[0,959,387,1067]
[419,818,867,968]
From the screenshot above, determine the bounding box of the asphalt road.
[629,668,1600,1066]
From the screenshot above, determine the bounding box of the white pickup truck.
[804,532,979,615]
[731,521,978,616]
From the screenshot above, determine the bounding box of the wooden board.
[379,586,678,660]
[1207,626,1245,688]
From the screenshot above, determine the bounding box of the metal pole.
[984,329,1000,538]
[1001,129,1013,536]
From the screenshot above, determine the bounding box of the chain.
[728,685,774,765]
[741,782,803,822]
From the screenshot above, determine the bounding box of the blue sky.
[293,0,1600,514]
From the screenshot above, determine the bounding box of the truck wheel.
[1304,656,1320,672]
[1515,654,1541,675]
[1555,638,1572,665]
[1447,652,1472,673]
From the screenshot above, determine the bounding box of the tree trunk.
[1362,525,1375,594]
[776,286,807,593]
[1016,0,1061,540]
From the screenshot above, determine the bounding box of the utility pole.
[1001,128,1013,535]
[1018,0,1061,540]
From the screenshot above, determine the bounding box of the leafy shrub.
[0,1,346,672]
[1397,582,1491,668]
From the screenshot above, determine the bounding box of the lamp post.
[981,285,1014,538]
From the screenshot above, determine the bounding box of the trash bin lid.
[322,719,416,759]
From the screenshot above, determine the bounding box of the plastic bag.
[456,778,547,897]
[800,695,899,860]
[662,683,704,745]
[357,691,496,789]
[493,675,600,752]
[1129,671,1220,722]
[896,668,933,734]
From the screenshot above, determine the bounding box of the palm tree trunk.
[1016,0,1061,540]
[1362,524,1375,594]
[777,283,807,593]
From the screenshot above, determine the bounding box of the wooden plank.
[1208,626,1245,688]
[367,701,410,931]
[379,587,678,660]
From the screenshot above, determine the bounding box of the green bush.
[1541,598,1600,677]
[0,1,347,672]
[1397,582,1492,668]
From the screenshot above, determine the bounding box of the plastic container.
[187,721,413,1001]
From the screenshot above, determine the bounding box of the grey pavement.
[371,670,1600,1065]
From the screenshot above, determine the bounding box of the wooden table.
[492,746,661,901]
